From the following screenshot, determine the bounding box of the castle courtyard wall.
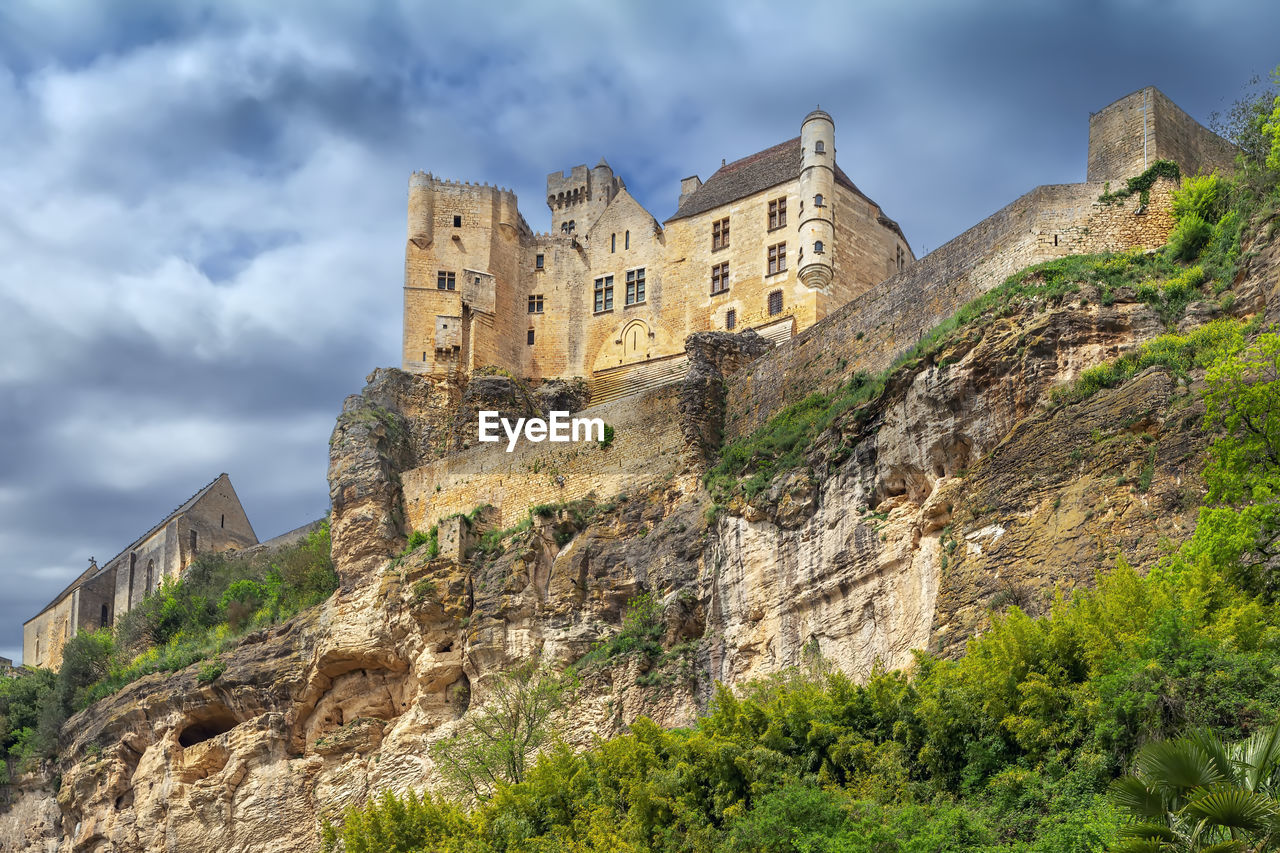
[724,178,1179,441]
[401,384,685,532]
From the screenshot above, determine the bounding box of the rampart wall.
[402,383,685,531]
[723,178,1178,440]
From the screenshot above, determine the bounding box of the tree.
[1193,332,1280,599]
[1109,725,1280,852]
[428,657,578,801]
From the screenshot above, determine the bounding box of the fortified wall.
[724,86,1235,440]
[402,383,686,532]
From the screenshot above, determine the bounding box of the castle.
[402,110,914,401]
[395,87,1237,535]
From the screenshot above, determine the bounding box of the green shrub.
[196,658,226,685]
[1170,172,1227,223]
[1167,211,1212,261]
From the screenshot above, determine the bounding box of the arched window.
[726,309,737,330]
[768,290,783,316]
[101,604,109,627]
[814,193,824,207]
[814,140,825,153]
[814,240,824,254]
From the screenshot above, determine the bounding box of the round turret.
[798,109,835,291]
[408,171,434,244]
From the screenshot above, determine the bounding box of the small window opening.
[220,514,225,529]
[535,253,544,269]
[814,240,824,254]
[726,309,737,330]
[768,289,784,316]
[100,604,109,627]
[190,530,198,553]
[814,140,826,153]
[625,230,630,249]
[1054,234,1059,246]
[814,193,824,207]
[527,328,536,345]
[611,233,616,252]
[453,215,462,227]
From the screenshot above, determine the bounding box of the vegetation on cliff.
[0,521,336,774]
[338,328,1280,849]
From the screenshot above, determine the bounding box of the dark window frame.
[594,275,614,312]
[528,294,544,314]
[711,262,730,295]
[436,270,456,291]
[768,197,787,230]
[767,242,787,276]
[712,217,730,251]
[625,268,646,305]
[768,289,784,315]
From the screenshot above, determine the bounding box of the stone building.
[22,474,257,670]
[402,109,913,402]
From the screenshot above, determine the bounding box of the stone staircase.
[588,354,691,406]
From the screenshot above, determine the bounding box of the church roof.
[24,474,232,624]
[664,137,908,245]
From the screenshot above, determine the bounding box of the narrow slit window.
[527,328,535,345]
[625,230,630,249]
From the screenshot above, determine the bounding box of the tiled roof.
[664,137,908,246]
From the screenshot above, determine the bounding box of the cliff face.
[4,222,1275,853]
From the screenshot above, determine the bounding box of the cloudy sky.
[1,0,1277,664]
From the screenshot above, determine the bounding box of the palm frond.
[1239,724,1280,792]
[1135,740,1225,796]
[1183,786,1277,831]
[1111,776,1171,819]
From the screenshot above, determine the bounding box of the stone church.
[22,474,258,670]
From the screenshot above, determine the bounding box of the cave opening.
[177,706,241,747]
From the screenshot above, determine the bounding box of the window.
[725,309,736,330]
[527,328,536,345]
[768,197,787,230]
[220,514,225,528]
[190,530,198,553]
[625,230,630,250]
[711,262,729,294]
[768,290,784,315]
[101,604,109,627]
[814,140,825,153]
[611,233,616,252]
[453,215,462,227]
[814,193,824,207]
[437,270,456,290]
[146,560,155,594]
[896,245,906,272]
[626,268,646,305]
[768,242,787,275]
[528,294,544,313]
[814,240,824,254]
[535,253,545,270]
[594,275,614,312]
[712,217,729,251]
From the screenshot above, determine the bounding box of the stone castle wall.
[1087,87,1238,183]
[401,384,685,532]
[723,177,1179,441]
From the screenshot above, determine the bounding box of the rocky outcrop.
[11,225,1277,853]
[679,330,771,472]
